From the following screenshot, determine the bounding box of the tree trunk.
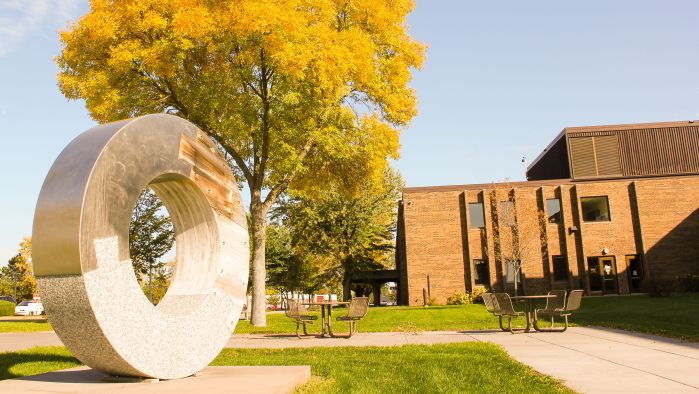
[249,202,268,326]
[343,270,352,301]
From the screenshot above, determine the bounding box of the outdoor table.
[304,301,350,337]
[511,295,556,332]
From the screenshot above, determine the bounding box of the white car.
[14,301,44,316]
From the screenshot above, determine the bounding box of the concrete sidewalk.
[0,366,310,393]
[470,327,699,393]
[225,330,481,348]
[0,331,62,352]
[229,327,699,393]
[2,327,698,393]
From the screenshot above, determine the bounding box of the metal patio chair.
[482,292,496,313]
[335,297,370,338]
[534,289,567,322]
[285,299,317,338]
[493,293,530,334]
[534,289,583,332]
[482,293,508,332]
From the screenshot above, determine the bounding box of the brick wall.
[571,181,639,294]
[400,175,699,305]
[402,190,466,305]
[635,177,699,282]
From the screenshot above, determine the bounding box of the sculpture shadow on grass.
[0,348,80,381]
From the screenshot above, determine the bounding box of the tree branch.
[262,136,315,210]
[134,65,255,185]
[202,127,255,185]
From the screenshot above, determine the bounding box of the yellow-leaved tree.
[56,0,425,326]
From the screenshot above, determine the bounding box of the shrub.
[470,287,488,303]
[447,291,472,305]
[0,300,15,316]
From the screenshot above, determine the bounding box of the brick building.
[395,120,699,305]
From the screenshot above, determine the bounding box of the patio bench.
[285,299,317,338]
[534,289,583,332]
[335,297,370,338]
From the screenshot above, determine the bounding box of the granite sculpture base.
[0,366,311,394]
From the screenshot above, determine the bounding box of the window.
[546,198,561,223]
[499,201,515,226]
[581,196,611,222]
[473,259,490,286]
[552,256,569,281]
[469,203,485,228]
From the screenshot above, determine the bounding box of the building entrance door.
[588,256,618,294]
[626,255,644,292]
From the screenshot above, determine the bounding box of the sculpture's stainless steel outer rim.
[32,114,249,379]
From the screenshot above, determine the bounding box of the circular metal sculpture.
[32,114,249,379]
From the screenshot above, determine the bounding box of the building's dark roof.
[405,120,699,194]
[563,119,698,133]
[527,120,698,172]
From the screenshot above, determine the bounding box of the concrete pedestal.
[0,365,311,394]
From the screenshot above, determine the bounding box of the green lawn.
[234,294,699,341]
[0,344,572,393]
[3,295,699,342]
[233,305,508,335]
[0,320,52,333]
[0,346,80,380]
[573,293,699,341]
[213,344,572,394]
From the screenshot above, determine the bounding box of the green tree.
[265,222,326,295]
[56,0,425,325]
[140,261,174,305]
[129,189,175,304]
[275,168,404,299]
[1,238,36,301]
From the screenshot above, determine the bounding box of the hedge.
[0,300,15,316]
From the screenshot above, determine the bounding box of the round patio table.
[511,295,556,332]
[303,301,349,337]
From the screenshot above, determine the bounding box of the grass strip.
[0,320,52,333]
[0,344,573,393]
[213,343,574,394]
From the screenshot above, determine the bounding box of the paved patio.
[2,327,698,393]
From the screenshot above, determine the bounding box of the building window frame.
[469,202,485,229]
[473,259,490,286]
[546,198,562,224]
[580,195,612,222]
[551,255,569,282]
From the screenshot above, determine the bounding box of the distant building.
[395,120,699,305]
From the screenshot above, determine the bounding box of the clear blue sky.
[1,0,698,262]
